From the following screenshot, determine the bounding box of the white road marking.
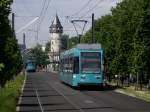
[84,100,94,104]
[35,89,44,112]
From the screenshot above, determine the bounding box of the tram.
[59,44,104,87]
[25,60,36,72]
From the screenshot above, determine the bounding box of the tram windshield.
[26,60,35,68]
[81,52,101,73]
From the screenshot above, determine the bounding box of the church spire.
[49,14,63,33]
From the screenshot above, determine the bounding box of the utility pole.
[23,33,26,75]
[92,13,94,43]
[78,34,82,43]
[12,13,15,37]
[23,33,26,49]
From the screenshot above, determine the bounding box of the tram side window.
[73,57,79,74]
[60,59,63,72]
[64,58,68,72]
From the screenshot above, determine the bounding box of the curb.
[16,73,27,112]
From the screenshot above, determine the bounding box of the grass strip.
[115,86,150,102]
[0,74,25,112]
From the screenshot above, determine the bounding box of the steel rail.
[35,89,45,112]
[24,75,45,112]
[46,81,85,112]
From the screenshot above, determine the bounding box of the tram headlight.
[73,75,76,78]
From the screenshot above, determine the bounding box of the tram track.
[30,73,86,112]
[35,89,44,112]
[17,72,150,112]
[45,72,150,112]
[45,81,85,112]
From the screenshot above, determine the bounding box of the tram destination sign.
[81,52,100,57]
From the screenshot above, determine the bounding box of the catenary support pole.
[92,13,94,43]
[12,13,15,37]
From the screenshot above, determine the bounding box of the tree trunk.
[135,72,139,90]
[139,73,143,91]
[127,75,129,87]
[0,79,6,88]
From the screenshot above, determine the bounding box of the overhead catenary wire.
[79,0,104,19]
[16,17,39,34]
[70,0,92,17]
[23,0,47,44]
[38,0,52,29]
[39,0,47,19]
[37,0,48,31]
[15,15,38,18]
[37,0,52,41]
[66,0,92,27]
[65,0,103,36]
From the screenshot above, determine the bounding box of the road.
[16,72,150,112]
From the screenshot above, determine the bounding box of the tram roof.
[74,44,101,50]
[61,44,102,57]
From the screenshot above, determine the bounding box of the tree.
[61,34,69,50]
[0,0,23,87]
[45,41,51,53]
[30,44,49,67]
[81,0,150,87]
[0,63,4,72]
[68,36,79,48]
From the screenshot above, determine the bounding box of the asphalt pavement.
[16,72,150,112]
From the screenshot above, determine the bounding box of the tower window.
[51,41,53,45]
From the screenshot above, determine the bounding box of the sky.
[11,0,121,48]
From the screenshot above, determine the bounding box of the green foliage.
[81,0,150,83]
[0,74,25,112]
[68,36,79,48]
[30,44,49,67]
[45,41,51,53]
[61,34,69,50]
[0,0,22,87]
[0,63,4,72]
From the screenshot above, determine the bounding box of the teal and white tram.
[60,44,104,87]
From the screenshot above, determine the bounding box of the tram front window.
[81,52,101,73]
[73,57,79,74]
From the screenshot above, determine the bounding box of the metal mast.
[71,20,88,43]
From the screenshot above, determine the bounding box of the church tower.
[48,14,63,71]
[49,14,63,53]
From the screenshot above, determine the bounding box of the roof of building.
[49,14,63,33]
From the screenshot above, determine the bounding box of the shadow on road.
[74,85,120,91]
[60,81,120,91]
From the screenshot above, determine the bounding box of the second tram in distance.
[60,44,104,87]
[25,60,36,72]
